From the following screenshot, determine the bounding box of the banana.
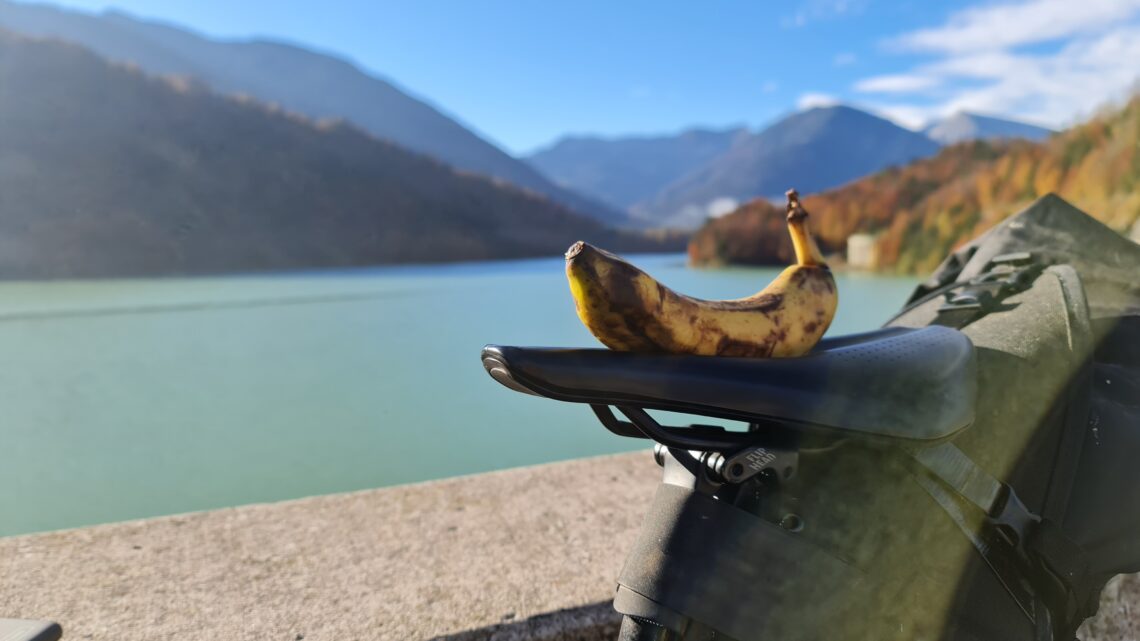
[565,189,837,358]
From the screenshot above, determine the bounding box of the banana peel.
[566,190,837,358]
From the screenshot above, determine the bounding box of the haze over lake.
[0,256,918,537]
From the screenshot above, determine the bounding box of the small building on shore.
[846,233,879,270]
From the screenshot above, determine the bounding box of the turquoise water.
[0,255,918,537]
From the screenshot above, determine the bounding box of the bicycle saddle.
[482,326,976,442]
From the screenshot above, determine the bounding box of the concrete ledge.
[1,450,1136,640]
[0,452,659,640]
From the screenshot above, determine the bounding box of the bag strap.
[915,262,1097,639]
[908,443,1090,641]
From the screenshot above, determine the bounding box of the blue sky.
[45,0,1140,155]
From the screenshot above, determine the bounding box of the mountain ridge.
[524,106,1055,230]
[632,105,941,229]
[525,126,750,212]
[0,0,627,225]
[923,111,1053,145]
[0,30,677,279]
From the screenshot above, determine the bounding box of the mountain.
[0,0,625,225]
[688,141,1013,267]
[689,95,1140,273]
[0,31,679,279]
[525,127,750,211]
[632,105,942,229]
[924,112,1053,145]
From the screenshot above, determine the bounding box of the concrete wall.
[0,452,1135,640]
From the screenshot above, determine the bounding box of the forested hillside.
[0,0,624,224]
[690,97,1140,273]
[0,32,678,279]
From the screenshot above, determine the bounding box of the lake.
[0,255,919,537]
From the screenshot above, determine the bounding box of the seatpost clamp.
[706,446,798,484]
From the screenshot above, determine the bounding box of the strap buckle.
[990,482,1040,547]
[935,253,1045,328]
[909,443,1090,639]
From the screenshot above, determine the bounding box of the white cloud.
[707,197,740,218]
[855,74,939,93]
[761,80,779,94]
[855,0,1140,129]
[797,92,841,110]
[891,0,1140,53]
[833,52,857,67]
[946,30,1140,124]
[782,0,866,29]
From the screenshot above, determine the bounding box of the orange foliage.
[691,95,1140,273]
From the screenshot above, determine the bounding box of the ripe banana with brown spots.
[565,190,837,358]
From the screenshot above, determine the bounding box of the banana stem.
[786,189,826,267]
